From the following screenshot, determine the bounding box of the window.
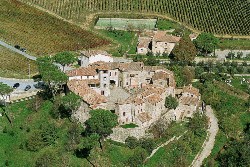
[101,91,104,95]
[110,72,111,76]
[126,82,129,85]
[104,77,107,81]
[123,112,126,116]
[115,72,117,76]
[104,84,107,88]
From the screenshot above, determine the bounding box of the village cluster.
[66,44,201,129]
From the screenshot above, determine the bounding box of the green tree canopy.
[165,95,179,109]
[85,109,118,149]
[171,36,197,62]
[54,52,76,71]
[0,82,13,99]
[37,59,68,97]
[194,33,219,55]
[60,93,81,115]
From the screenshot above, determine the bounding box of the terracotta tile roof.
[90,62,144,72]
[153,31,181,43]
[67,80,107,106]
[179,96,199,106]
[66,67,97,76]
[81,50,112,58]
[145,94,162,105]
[144,66,165,72]
[137,112,152,123]
[152,71,169,81]
[138,37,151,48]
[134,97,144,105]
[183,84,200,97]
[119,62,144,72]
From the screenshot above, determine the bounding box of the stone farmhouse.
[66,56,201,128]
[137,31,199,56]
[137,30,181,56]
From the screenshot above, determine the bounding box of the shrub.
[125,136,139,149]
[165,96,179,109]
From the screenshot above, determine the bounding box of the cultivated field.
[0,46,38,79]
[95,18,157,30]
[0,0,110,56]
[18,0,250,36]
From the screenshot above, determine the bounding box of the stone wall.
[108,127,153,143]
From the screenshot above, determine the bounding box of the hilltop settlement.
[66,49,202,141]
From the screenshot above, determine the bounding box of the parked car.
[24,85,31,91]
[14,45,20,49]
[34,82,46,89]
[13,83,20,88]
[20,48,27,52]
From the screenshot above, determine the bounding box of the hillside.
[18,0,250,36]
[0,0,109,56]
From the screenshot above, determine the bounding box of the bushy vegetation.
[194,80,250,166]
[19,0,250,36]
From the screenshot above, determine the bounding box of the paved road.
[0,40,37,60]
[0,77,38,91]
[0,40,73,71]
[190,106,219,167]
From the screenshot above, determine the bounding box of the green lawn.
[0,46,38,78]
[121,123,139,128]
[0,0,109,56]
[156,19,181,30]
[98,29,138,56]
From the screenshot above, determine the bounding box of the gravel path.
[190,106,219,167]
[146,131,187,161]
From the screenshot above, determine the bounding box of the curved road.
[0,40,37,60]
[190,105,219,167]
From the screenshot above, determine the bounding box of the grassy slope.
[218,39,250,50]
[0,46,38,78]
[0,0,110,56]
[0,101,91,166]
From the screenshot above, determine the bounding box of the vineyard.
[0,0,110,56]
[18,0,250,36]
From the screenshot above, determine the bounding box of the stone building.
[79,50,113,67]
[67,61,200,128]
[137,30,181,56]
[151,31,181,55]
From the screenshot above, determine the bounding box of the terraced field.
[18,0,250,36]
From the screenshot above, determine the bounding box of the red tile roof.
[153,31,181,43]
[66,67,97,76]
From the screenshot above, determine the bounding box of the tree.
[0,82,13,106]
[139,138,155,154]
[188,113,208,137]
[182,66,195,84]
[194,33,219,55]
[85,109,118,150]
[126,147,148,167]
[171,36,197,62]
[54,52,76,72]
[165,96,179,109]
[57,93,81,118]
[37,59,68,98]
[35,149,57,167]
[125,136,139,149]
[65,122,82,152]
[26,130,46,151]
